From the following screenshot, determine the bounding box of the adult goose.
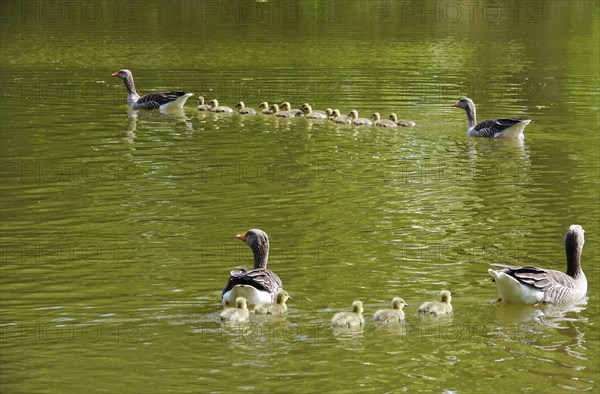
[488,225,587,304]
[222,229,283,309]
[452,97,530,138]
[112,69,193,110]
[418,290,453,316]
[331,301,365,327]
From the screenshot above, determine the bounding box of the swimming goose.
[348,110,373,126]
[254,290,290,314]
[371,112,398,128]
[220,297,250,323]
[488,225,587,304]
[331,109,352,124]
[258,102,273,115]
[209,99,233,113]
[269,104,296,118]
[452,97,530,138]
[388,113,416,127]
[374,297,407,322]
[222,229,283,309]
[280,102,303,117]
[197,96,212,111]
[301,103,328,119]
[235,101,257,115]
[112,69,193,110]
[418,290,452,316]
[331,301,365,327]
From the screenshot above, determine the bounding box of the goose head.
[371,112,381,121]
[392,297,407,310]
[325,108,333,117]
[452,98,476,120]
[198,96,206,105]
[301,103,312,114]
[269,104,279,113]
[352,300,364,315]
[332,109,341,118]
[389,113,398,122]
[235,101,245,110]
[280,102,292,111]
[111,69,132,80]
[348,110,359,120]
[236,229,270,269]
[258,102,269,110]
[209,99,219,108]
[440,290,452,304]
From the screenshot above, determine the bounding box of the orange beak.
[451,101,460,107]
[111,71,119,77]
[236,232,247,241]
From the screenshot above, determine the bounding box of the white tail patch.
[160,93,194,110]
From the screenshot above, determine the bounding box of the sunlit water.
[1,1,599,392]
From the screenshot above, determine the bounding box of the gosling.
[220,297,250,323]
[254,290,290,315]
[197,96,211,111]
[418,290,452,316]
[234,101,256,115]
[389,113,416,127]
[331,300,365,327]
[374,297,408,322]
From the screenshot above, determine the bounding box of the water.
[1,1,599,392]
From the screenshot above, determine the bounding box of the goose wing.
[135,91,189,109]
[472,118,525,137]
[490,263,578,302]
[221,267,282,296]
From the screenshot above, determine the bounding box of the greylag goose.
[235,101,257,115]
[374,297,407,322]
[488,225,587,304]
[254,290,290,314]
[209,99,233,113]
[258,102,273,115]
[301,103,327,119]
[331,109,352,124]
[348,110,373,126]
[388,113,416,127]
[452,97,530,138]
[331,301,365,327]
[222,229,283,309]
[269,104,296,118]
[280,102,303,117]
[220,297,250,323]
[112,69,193,110]
[197,96,211,111]
[418,290,452,316]
[371,112,398,128]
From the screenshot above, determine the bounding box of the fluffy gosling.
[374,297,408,322]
